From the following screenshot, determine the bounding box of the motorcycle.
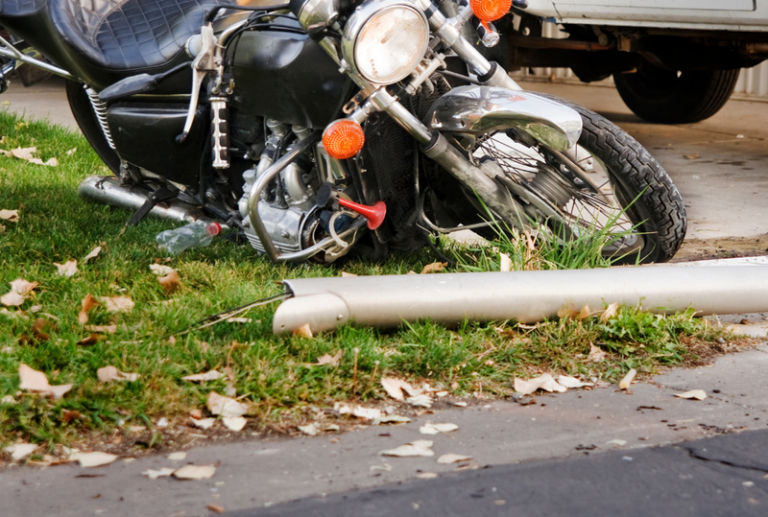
[0,0,686,264]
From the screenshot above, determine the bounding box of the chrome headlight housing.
[342,0,429,85]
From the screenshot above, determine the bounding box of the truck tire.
[613,65,739,124]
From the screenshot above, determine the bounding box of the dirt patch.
[673,235,768,262]
[678,335,759,367]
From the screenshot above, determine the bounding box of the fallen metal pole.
[273,266,768,335]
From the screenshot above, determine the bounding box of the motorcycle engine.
[237,119,347,259]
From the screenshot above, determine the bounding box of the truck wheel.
[613,65,739,124]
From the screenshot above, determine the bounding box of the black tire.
[65,80,121,173]
[613,65,739,124]
[436,96,687,264]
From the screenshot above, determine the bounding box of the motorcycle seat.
[49,0,232,70]
[0,0,231,86]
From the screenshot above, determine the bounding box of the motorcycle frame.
[0,34,72,80]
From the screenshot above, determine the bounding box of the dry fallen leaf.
[600,303,620,322]
[587,343,607,362]
[576,304,592,321]
[66,147,77,156]
[514,374,567,395]
[84,324,117,334]
[316,350,342,366]
[293,323,313,338]
[207,392,247,418]
[5,443,38,461]
[222,416,247,432]
[78,294,100,324]
[143,467,176,479]
[381,377,421,401]
[2,279,38,307]
[341,272,357,277]
[158,271,182,294]
[10,146,36,160]
[18,364,72,399]
[168,452,187,461]
[437,453,472,465]
[54,260,78,278]
[0,209,19,223]
[557,306,580,319]
[173,465,216,480]
[353,406,383,420]
[10,279,38,297]
[207,504,225,514]
[73,451,118,468]
[619,369,637,390]
[499,253,512,272]
[97,366,139,382]
[420,423,459,435]
[421,262,447,274]
[556,375,593,389]
[82,246,101,263]
[298,423,319,436]
[1,290,25,307]
[380,440,434,457]
[371,415,410,427]
[101,296,134,313]
[407,394,433,408]
[416,472,438,480]
[149,264,175,276]
[191,417,215,430]
[28,317,51,342]
[684,153,700,160]
[675,389,707,401]
[182,370,223,382]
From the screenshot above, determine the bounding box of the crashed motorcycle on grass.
[0,0,686,264]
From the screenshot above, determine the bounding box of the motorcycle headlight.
[342,1,429,85]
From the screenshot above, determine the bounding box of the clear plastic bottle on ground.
[156,220,221,254]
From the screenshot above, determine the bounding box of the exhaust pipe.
[78,175,209,224]
[273,266,768,335]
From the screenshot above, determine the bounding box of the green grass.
[0,111,737,453]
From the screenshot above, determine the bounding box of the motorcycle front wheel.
[429,97,687,264]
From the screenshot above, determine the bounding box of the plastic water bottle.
[156,220,221,254]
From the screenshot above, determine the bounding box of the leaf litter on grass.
[0,110,753,452]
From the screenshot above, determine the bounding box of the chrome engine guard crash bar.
[0,35,73,79]
[245,130,367,262]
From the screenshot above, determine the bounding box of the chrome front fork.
[327,4,528,229]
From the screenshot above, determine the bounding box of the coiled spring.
[84,86,115,150]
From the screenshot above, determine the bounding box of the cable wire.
[172,292,291,337]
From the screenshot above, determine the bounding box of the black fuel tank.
[231,26,354,128]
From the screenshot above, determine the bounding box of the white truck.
[503,0,768,123]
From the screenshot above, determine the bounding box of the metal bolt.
[281,229,291,238]
[205,189,217,201]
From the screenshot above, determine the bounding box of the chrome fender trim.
[426,86,583,151]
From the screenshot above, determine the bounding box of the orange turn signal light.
[322,119,365,160]
[470,0,512,23]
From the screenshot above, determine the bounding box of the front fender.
[425,86,583,151]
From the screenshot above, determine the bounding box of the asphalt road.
[235,429,768,517]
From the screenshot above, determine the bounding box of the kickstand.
[126,186,176,226]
